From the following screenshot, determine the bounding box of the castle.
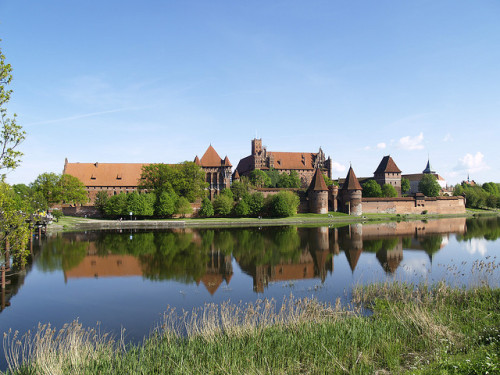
[63,138,465,216]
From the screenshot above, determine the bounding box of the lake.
[0,217,499,369]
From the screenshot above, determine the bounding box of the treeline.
[453,182,500,209]
[248,168,335,189]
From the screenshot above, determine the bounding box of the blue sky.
[1,1,499,185]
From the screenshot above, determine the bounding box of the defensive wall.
[361,196,465,215]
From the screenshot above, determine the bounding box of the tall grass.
[4,285,499,374]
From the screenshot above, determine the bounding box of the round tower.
[308,168,329,214]
[340,166,363,216]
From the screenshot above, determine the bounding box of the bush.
[104,193,127,216]
[198,198,214,217]
[362,180,382,197]
[51,209,63,221]
[233,199,250,217]
[382,184,398,198]
[155,191,178,217]
[268,191,299,217]
[213,194,233,216]
[245,192,264,216]
[176,196,193,217]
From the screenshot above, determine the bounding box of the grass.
[3,282,499,375]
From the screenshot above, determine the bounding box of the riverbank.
[48,210,498,232]
[4,282,499,374]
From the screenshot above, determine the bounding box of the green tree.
[249,169,271,188]
[175,162,208,202]
[126,192,144,216]
[58,174,88,205]
[213,194,233,216]
[155,190,178,217]
[401,177,410,195]
[139,163,175,194]
[31,172,62,206]
[233,199,250,217]
[94,191,109,214]
[104,193,127,216]
[277,171,301,188]
[266,168,280,187]
[362,180,382,197]
[0,41,25,175]
[268,191,300,217]
[482,182,499,196]
[418,174,441,197]
[175,196,193,217]
[323,174,335,187]
[220,188,234,201]
[382,183,398,198]
[245,192,265,216]
[198,197,214,217]
[230,180,250,201]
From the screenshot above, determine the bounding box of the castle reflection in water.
[50,218,467,295]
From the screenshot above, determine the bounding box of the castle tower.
[308,168,329,214]
[340,166,363,216]
[251,138,262,155]
[374,155,402,196]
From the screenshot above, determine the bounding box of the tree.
[58,174,88,205]
[155,190,178,217]
[401,177,410,195]
[382,184,398,198]
[1,41,25,175]
[31,172,62,206]
[231,180,250,201]
[418,174,441,197]
[94,191,109,214]
[175,196,193,217]
[249,169,271,188]
[245,192,264,216]
[362,180,382,197]
[198,197,214,217]
[213,194,233,216]
[266,168,280,187]
[277,171,301,188]
[268,191,300,217]
[104,193,127,216]
[233,199,250,217]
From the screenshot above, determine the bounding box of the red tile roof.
[270,152,315,170]
[341,166,363,190]
[197,145,232,167]
[64,162,149,187]
[374,156,401,174]
[309,168,328,191]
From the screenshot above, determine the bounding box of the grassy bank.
[47,210,488,232]
[4,282,499,374]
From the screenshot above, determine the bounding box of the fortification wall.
[362,196,465,215]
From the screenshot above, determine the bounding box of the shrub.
[233,199,250,217]
[198,198,214,217]
[176,196,193,217]
[155,191,178,217]
[268,191,299,217]
[213,194,233,216]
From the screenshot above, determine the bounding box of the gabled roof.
[232,169,240,180]
[374,156,401,174]
[64,162,149,187]
[341,166,362,191]
[308,168,328,192]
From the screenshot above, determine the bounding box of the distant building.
[235,138,332,188]
[374,155,402,196]
[194,145,232,199]
[402,159,446,195]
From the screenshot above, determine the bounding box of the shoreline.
[47,210,498,232]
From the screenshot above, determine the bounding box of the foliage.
[220,188,234,200]
[30,172,61,206]
[268,191,300,217]
[230,180,250,201]
[198,198,214,217]
[94,191,109,214]
[139,162,207,202]
[175,196,192,217]
[0,41,25,175]
[232,199,250,217]
[58,174,88,205]
[276,170,301,188]
[323,174,337,187]
[213,194,233,216]
[244,192,265,216]
[11,183,47,212]
[362,180,382,197]
[155,190,178,217]
[266,168,281,187]
[381,183,398,198]
[0,183,30,266]
[104,193,127,216]
[249,169,271,188]
[401,177,410,195]
[418,174,441,197]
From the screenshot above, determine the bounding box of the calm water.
[0,217,499,368]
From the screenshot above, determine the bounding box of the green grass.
[5,283,499,375]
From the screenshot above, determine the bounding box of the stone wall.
[362,196,465,215]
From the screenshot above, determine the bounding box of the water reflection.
[38,218,467,292]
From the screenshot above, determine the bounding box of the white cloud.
[364,146,371,151]
[455,152,489,173]
[465,239,487,256]
[332,162,346,174]
[377,142,386,149]
[443,133,453,142]
[398,132,424,150]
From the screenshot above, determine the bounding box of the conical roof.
[194,156,201,166]
[200,145,223,167]
[232,169,240,180]
[374,155,401,174]
[223,156,232,167]
[422,159,435,174]
[341,166,362,191]
[309,168,328,192]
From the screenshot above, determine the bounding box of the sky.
[1,1,499,186]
